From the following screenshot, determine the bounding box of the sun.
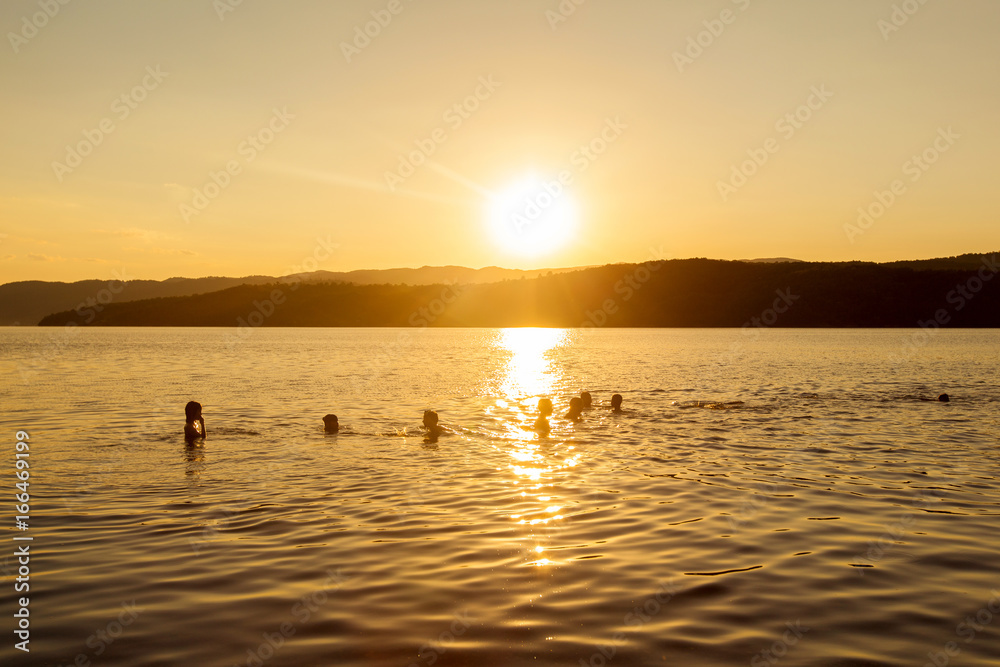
[486,174,579,257]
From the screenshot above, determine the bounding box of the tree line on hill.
[36,255,1000,327]
[0,265,585,325]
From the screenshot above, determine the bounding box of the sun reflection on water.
[498,327,570,401]
[488,328,581,567]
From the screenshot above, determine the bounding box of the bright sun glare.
[498,327,569,399]
[487,175,579,257]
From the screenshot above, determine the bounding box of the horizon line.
[5,249,1000,286]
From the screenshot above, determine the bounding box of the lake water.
[1,327,999,667]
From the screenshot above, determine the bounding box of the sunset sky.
[1,0,998,283]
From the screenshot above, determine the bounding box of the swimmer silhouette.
[580,391,593,409]
[422,410,450,443]
[184,401,206,442]
[533,398,553,433]
[323,414,339,433]
[423,410,444,438]
[939,393,950,403]
[610,394,623,413]
[565,397,583,421]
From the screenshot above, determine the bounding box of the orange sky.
[1,0,998,283]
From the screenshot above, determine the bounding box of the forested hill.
[37,255,1000,327]
[0,264,586,325]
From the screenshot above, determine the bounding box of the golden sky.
[1,0,998,283]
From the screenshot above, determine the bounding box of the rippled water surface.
[1,327,999,667]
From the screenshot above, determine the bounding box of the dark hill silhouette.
[0,265,587,325]
[882,252,1000,271]
[739,257,805,264]
[0,276,275,326]
[36,254,1000,328]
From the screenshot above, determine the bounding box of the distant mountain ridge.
[0,264,588,325]
[34,252,1000,328]
[740,257,804,264]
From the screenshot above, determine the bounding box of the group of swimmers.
[186,390,952,442]
[532,391,623,434]
[184,392,624,443]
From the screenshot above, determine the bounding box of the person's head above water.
[611,394,623,411]
[938,393,950,403]
[184,401,205,441]
[185,401,202,421]
[566,396,583,419]
[534,399,553,432]
[537,398,553,417]
[580,391,592,408]
[323,414,339,433]
[423,410,439,429]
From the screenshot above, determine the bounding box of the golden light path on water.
[488,328,581,568]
